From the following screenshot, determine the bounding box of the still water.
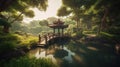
[28,39,118,67]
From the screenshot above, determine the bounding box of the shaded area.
[54,49,68,58]
[0,56,57,67]
[64,35,120,67]
[29,35,120,67]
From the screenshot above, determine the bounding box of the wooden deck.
[37,33,56,47]
[37,36,53,46]
[37,33,70,47]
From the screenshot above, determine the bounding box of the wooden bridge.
[37,33,70,47]
[37,19,70,47]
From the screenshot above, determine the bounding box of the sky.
[23,0,62,23]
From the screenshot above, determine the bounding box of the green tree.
[57,6,71,17]
[57,0,89,29]
[0,18,11,33]
[58,0,120,35]
[0,0,48,33]
[39,20,48,26]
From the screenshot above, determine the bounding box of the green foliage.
[11,22,22,32]
[11,20,52,36]
[0,41,16,54]
[13,33,38,48]
[99,32,116,43]
[0,18,11,27]
[28,20,40,27]
[107,27,120,35]
[83,31,96,35]
[0,0,48,27]
[92,25,99,31]
[57,6,71,16]
[64,18,76,34]
[0,33,18,54]
[100,31,120,43]
[100,32,113,38]
[62,0,87,8]
[0,32,38,54]
[0,0,48,12]
[39,20,48,26]
[23,0,48,11]
[59,0,120,38]
[23,9,34,18]
[0,56,57,67]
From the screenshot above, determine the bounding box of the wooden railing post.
[39,34,41,43]
[44,35,47,45]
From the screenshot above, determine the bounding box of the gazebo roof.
[48,19,68,28]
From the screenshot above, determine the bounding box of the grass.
[0,56,58,67]
[0,31,58,67]
[100,32,114,37]
[83,31,96,34]
[0,32,38,54]
[15,34,38,47]
[99,32,120,43]
[0,33,18,54]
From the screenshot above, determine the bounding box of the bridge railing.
[38,33,70,45]
[38,33,54,43]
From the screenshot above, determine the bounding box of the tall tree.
[58,0,120,33]
[0,0,48,33]
[57,0,92,29]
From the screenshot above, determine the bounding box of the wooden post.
[58,28,60,36]
[52,33,55,38]
[39,34,41,43]
[44,35,47,45]
[62,28,63,36]
[53,28,55,34]
[48,33,50,39]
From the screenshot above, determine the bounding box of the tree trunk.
[11,12,23,23]
[76,20,79,29]
[101,7,108,31]
[3,25,10,33]
[97,23,101,35]
[98,7,108,34]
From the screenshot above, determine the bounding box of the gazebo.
[48,19,68,36]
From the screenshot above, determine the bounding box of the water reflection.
[28,43,75,63]
[63,47,75,63]
[28,38,119,67]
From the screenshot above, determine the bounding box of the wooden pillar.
[62,28,64,36]
[58,28,60,36]
[48,33,50,39]
[44,35,47,45]
[53,28,55,34]
[39,34,41,43]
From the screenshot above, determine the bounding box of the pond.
[28,38,119,67]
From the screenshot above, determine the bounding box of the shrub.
[0,41,17,54]
[0,33,19,54]
[0,56,58,67]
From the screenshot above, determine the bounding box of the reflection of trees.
[54,49,68,58]
[37,43,69,59]
[47,37,70,58]
[66,39,120,67]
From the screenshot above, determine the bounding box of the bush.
[107,27,120,35]
[83,31,96,34]
[0,33,38,55]
[0,33,19,54]
[0,56,58,67]
[0,41,16,54]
